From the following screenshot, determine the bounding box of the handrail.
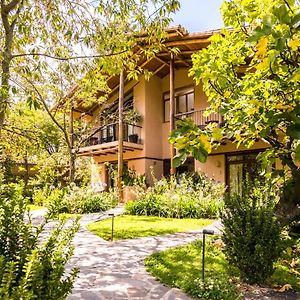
[175,109,224,127]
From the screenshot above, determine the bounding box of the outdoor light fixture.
[108,213,115,241]
[202,229,215,282]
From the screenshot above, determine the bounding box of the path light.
[202,229,214,282]
[108,213,115,241]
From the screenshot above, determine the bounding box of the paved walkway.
[67,208,221,300]
[30,208,299,300]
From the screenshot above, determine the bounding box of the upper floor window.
[163,86,194,122]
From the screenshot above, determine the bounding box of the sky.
[171,0,224,32]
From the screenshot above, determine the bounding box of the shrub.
[47,184,118,217]
[221,180,281,284]
[125,172,224,219]
[0,183,79,299]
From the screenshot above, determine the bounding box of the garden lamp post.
[202,229,214,282]
[108,213,115,241]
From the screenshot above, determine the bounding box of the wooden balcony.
[77,123,143,157]
[175,109,224,128]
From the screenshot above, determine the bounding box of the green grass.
[28,204,45,210]
[87,215,214,241]
[145,239,300,300]
[50,213,82,220]
[145,240,241,300]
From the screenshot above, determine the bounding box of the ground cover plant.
[125,172,224,219]
[87,215,213,240]
[145,239,242,300]
[0,183,79,299]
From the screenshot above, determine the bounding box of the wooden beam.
[164,38,210,47]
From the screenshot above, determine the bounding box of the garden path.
[30,208,299,300]
[68,208,221,300]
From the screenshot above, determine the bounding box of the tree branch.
[11,49,128,61]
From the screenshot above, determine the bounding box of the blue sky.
[171,0,224,32]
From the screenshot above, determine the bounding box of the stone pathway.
[30,208,300,300]
[67,208,221,300]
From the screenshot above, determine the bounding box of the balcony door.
[226,151,262,195]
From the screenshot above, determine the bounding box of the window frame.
[163,85,194,123]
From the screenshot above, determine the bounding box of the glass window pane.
[164,100,170,122]
[178,95,186,113]
[187,93,194,112]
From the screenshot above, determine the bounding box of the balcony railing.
[87,122,142,146]
[175,109,225,128]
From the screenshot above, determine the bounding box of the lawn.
[50,213,82,220]
[87,215,214,241]
[145,239,300,300]
[28,204,45,210]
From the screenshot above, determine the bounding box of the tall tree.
[0,0,180,182]
[170,0,300,224]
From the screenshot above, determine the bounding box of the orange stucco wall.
[88,68,275,187]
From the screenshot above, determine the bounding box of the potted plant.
[124,109,142,143]
[123,109,142,125]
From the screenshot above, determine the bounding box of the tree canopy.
[170,0,300,223]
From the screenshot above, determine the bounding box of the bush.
[0,183,79,299]
[47,184,118,217]
[125,172,224,219]
[221,180,281,284]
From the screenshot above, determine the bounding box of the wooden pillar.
[117,69,125,202]
[169,56,176,177]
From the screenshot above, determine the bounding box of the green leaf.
[192,148,208,163]
[173,153,187,168]
[212,128,223,141]
[295,145,300,162]
[287,124,300,139]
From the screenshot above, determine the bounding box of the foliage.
[125,172,224,219]
[0,0,180,184]
[170,0,300,223]
[0,183,79,299]
[221,180,281,283]
[145,240,242,300]
[87,215,213,241]
[268,233,300,291]
[123,109,142,125]
[46,184,118,217]
[122,167,147,187]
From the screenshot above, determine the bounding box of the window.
[163,86,194,122]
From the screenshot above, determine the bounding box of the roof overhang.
[69,26,221,114]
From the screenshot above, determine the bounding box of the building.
[73,26,271,193]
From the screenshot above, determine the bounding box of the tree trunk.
[276,168,300,226]
[69,151,76,183]
[69,103,75,182]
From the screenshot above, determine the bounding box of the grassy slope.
[87,215,214,241]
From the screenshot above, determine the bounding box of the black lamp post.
[108,213,115,241]
[202,229,214,282]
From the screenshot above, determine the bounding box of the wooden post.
[170,56,176,177]
[117,69,125,202]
